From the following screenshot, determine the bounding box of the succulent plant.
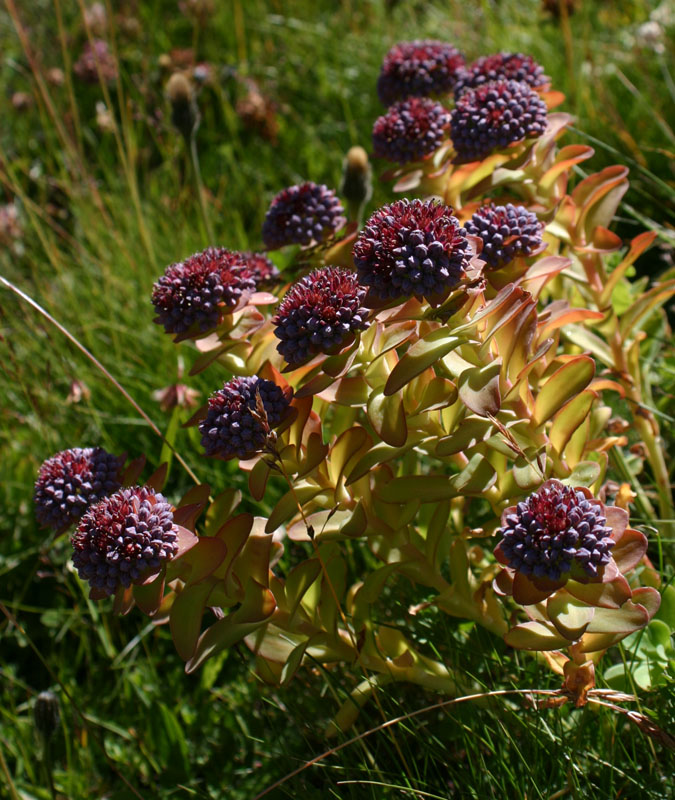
[34,447,124,532]
[262,182,345,249]
[238,251,280,288]
[372,97,451,164]
[377,40,465,105]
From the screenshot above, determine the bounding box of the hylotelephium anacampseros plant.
[43,38,674,727]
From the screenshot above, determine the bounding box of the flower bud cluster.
[372,97,451,164]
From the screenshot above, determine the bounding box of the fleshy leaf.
[533,356,595,425]
[384,330,464,395]
[367,389,407,447]
[504,620,570,651]
[547,591,595,640]
[611,527,648,573]
[565,575,632,609]
[458,363,501,417]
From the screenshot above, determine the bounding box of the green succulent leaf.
[533,356,595,426]
[384,330,464,395]
[504,620,570,651]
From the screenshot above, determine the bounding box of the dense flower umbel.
[376,40,465,106]
[464,203,544,269]
[239,251,280,288]
[152,248,256,335]
[450,79,548,163]
[497,481,615,581]
[34,447,123,532]
[372,97,451,164]
[353,199,470,302]
[199,376,291,460]
[72,487,178,596]
[262,182,345,249]
[453,52,549,97]
[274,267,369,366]
[73,39,118,84]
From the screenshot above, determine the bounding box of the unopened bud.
[34,691,60,741]
[340,146,372,224]
[166,72,199,141]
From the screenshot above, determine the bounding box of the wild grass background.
[0,0,673,797]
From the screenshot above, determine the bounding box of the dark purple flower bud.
[454,52,549,97]
[34,691,60,741]
[273,267,369,366]
[72,487,179,596]
[450,79,548,163]
[377,40,466,106]
[497,481,615,582]
[262,182,345,250]
[199,376,292,460]
[372,97,451,164]
[34,447,124,532]
[353,199,470,303]
[238,251,280,289]
[152,247,256,335]
[464,203,544,269]
[73,39,118,84]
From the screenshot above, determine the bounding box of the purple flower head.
[239,251,280,289]
[377,40,466,106]
[372,97,451,164]
[34,447,124,532]
[454,52,549,97]
[199,376,292,460]
[262,182,345,249]
[73,39,118,84]
[464,203,544,269]
[152,247,256,335]
[353,199,470,303]
[72,486,178,596]
[273,267,369,366]
[496,481,615,582]
[450,79,548,163]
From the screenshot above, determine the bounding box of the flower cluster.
[199,376,291,460]
[464,203,544,269]
[152,247,256,335]
[239,251,280,288]
[450,79,548,163]
[274,267,369,366]
[496,481,615,581]
[72,486,178,596]
[353,199,470,302]
[34,447,123,532]
[262,182,345,249]
[454,52,549,97]
[377,40,465,106]
[73,39,118,84]
[372,97,451,164]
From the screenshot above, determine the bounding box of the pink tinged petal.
[599,558,620,584]
[504,620,570,651]
[604,505,628,541]
[565,574,632,609]
[547,590,595,640]
[512,571,564,605]
[611,527,648,573]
